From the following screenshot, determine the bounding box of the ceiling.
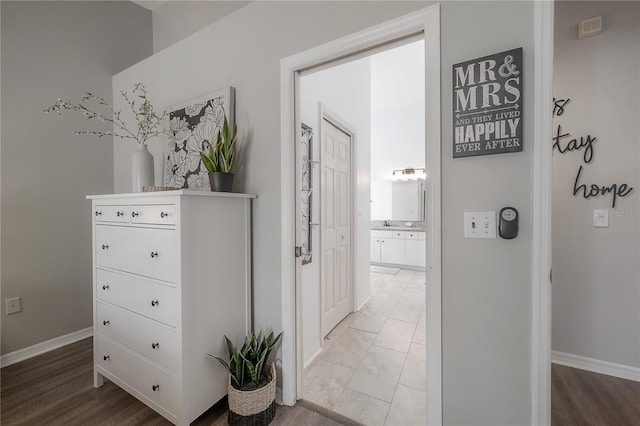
[131,1,169,11]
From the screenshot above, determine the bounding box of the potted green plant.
[200,111,237,192]
[210,331,283,426]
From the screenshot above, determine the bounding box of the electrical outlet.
[464,212,497,239]
[6,297,21,315]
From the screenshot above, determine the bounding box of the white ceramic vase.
[132,144,154,192]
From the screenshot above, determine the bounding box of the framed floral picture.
[163,87,235,189]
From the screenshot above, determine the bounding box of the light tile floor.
[303,268,427,426]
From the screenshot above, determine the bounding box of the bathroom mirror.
[371,178,425,221]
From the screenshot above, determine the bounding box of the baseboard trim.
[1,327,93,368]
[303,347,323,370]
[552,350,640,382]
[356,294,373,312]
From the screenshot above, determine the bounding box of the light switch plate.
[464,212,496,239]
[593,209,609,228]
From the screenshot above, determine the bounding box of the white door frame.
[531,1,554,425]
[280,5,442,424]
[319,105,359,327]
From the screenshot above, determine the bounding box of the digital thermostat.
[499,207,518,239]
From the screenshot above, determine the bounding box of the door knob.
[160,212,168,218]
[103,320,110,326]
[150,251,158,258]
[151,300,159,307]
[152,342,159,349]
[103,355,110,361]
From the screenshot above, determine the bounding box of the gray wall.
[152,1,251,52]
[553,1,640,368]
[1,1,152,355]
[112,2,536,424]
[440,2,534,424]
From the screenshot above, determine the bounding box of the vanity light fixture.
[392,167,426,181]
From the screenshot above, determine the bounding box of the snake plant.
[200,112,237,173]
[210,331,283,391]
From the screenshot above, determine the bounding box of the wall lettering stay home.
[552,98,633,208]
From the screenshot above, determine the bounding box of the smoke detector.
[578,16,602,39]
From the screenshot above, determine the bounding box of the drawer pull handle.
[150,251,158,258]
[103,320,110,326]
[95,211,102,216]
[131,211,139,217]
[103,355,110,361]
[102,285,109,290]
[152,384,160,392]
[117,211,124,217]
[101,244,109,250]
[160,212,168,218]
[152,342,160,349]
[151,300,159,307]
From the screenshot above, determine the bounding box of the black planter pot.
[209,172,234,192]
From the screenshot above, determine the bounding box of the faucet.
[383,220,391,227]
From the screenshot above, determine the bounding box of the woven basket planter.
[227,363,277,426]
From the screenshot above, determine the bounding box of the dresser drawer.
[130,204,176,226]
[96,268,177,326]
[94,205,129,223]
[97,301,178,371]
[96,335,178,415]
[96,225,178,282]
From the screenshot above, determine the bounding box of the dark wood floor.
[552,363,640,426]
[3,338,640,425]
[0,338,357,426]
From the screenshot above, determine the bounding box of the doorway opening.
[298,39,427,425]
[280,5,441,424]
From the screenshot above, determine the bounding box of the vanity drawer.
[96,225,178,283]
[96,268,177,326]
[96,335,178,415]
[406,231,425,240]
[130,204,176,226]
[371,230,393,238]
[391,231,406,239]
[94,205,129,223]
[97,301,178,371]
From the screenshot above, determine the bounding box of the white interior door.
[321,118,351,337]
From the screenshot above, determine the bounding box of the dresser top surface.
[87,190,256,200]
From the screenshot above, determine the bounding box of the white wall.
[299,57,371,366]
[370,40,425,181]
[370,40,425,220]
[152,1,251,52]
[1,1,152,355]
[553,1,640,369]
[112,2,537,423]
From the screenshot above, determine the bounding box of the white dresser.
[87,190,255,425]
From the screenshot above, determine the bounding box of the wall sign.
[453,47,523,158]
[553,97,633,208]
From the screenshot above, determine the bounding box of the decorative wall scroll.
[453,48,523,158]
[301,123,314,265]
[553,97,633,208]
[163,87,235,189]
